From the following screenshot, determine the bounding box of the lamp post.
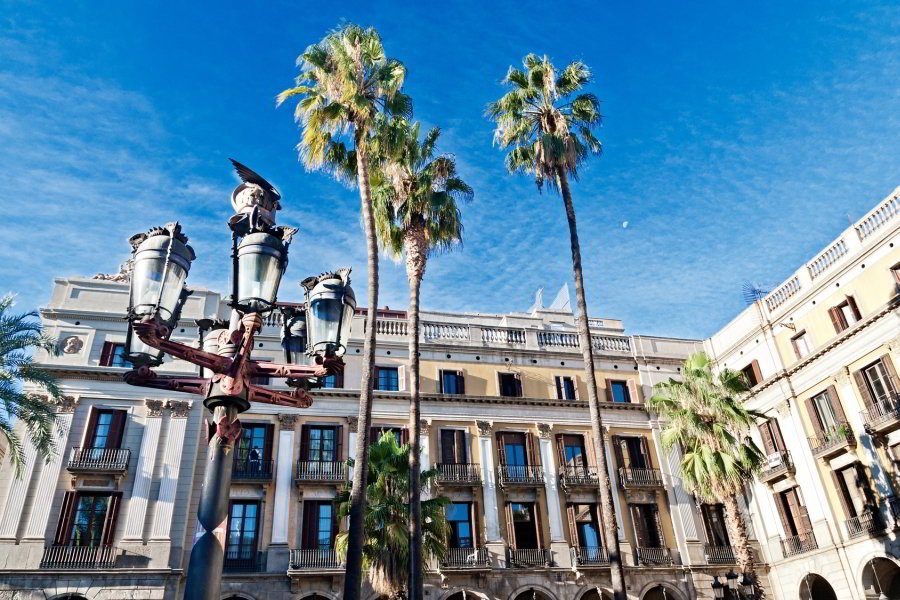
[121,160,355,600]
[711,576,725,600]
[711,571,760,600]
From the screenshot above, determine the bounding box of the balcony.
[40,544,116,569]
[232,456,274,481]
[759,451,795,483]
[571,546,610,567]
[888,495,900,523]
[435,463,482,485]
[223,550,267,573]
[66,447,130,474]
[559,465,600,489]
[704,544,736,564]
[506,547,551,568]
[808,424,856,459]
[636,546,673,566]
[845,510,885,539]
[619,467,664,489]
[288,548,342,570]
[295,460,346,484]
[498,464,544,487]
[780,532,817,558]
[863,395,900,435]
[441,547,490,569]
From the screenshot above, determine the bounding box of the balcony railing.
[435,463,482,485]
[232,456,274,481]
[559,465,599,488]
[441,547,490,568]
[759,450,795,482]
[422,322,470,342]
[40,544,116,569]
[846,510,885,539]
[619,467,664,488]
[66,447,130,472]
[863,395,900,433]
[295,460,346,482]
[704,544,736,564]
[808,423,855,458]
[223,549,266,572]
[636,546,673,566]
[571,546,610,566]
[481,327,526,345]
[780,533,817,558]
[288,548,341,570]
[506,547,551,568]
[498,464,544,486]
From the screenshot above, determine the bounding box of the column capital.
[476,420,492,436]
[346,416,359,433]
[420,420,431,435]
[52,395,78,414]
[536,423,553,439]
[278,414,299,429]
[166,400,192,418]
[145,399,165,417]
[834,366,852,387]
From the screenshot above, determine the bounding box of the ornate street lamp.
[279,306,307,364]
[711,576,725,600]
[726,570,739,596]
[121,160,349,600]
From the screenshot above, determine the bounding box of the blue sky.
[1,1,898,339]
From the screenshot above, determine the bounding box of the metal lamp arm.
[124,367,211,396]
[132,318,232,372]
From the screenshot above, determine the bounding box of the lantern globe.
[236,232,287,313]
[280,311,307,363]
[123,322,165,367]
[129,224,195,323]
[711,576,725,600]
[305,271,355,357]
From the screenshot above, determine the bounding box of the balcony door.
[497,431,537,479]
[806,387,847,437]
[236,423,273,475]
[505,502,540,550]
[446,502,474,548]
[774,487,812,539]
[758,418,786,458]
[856,357,899,406]
[55,492,121,548]
[613,435,650,470]
[832,463,875,520]
[567,503,602,548]
[226,501,259,561]
[83,408,126,460]
[440,429,468,464]
[301,500,337,549]
[701,503,730,546]
[629,503,664,548]
[301,425,343,463]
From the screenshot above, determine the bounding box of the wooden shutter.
[700,504,715,544]
[54,491,77,545]
[437,370,445,394]
[373,366,381,390]
[514,374,523,398]
[604,378,613,402]
[504,503,516,549]
[630,505,649,547]
[496,433,506,465]
[525,432,537,466]
[533,503,544,549]
[804,397,824,437]
[457,371,465,395]
[334,425,343,463]
[759,421,775,455]
[828,307,845,333]
[594,503,606,547]
[612,435,625,470]
[301,501,316,549]
[300,425,310,461]
[555,434,566,467]
[573,377,580,401]
[566,505,579,546]
[398,365,407,392]
[555,376,563,400]
[830,470,854,519]
[773,492,793,537]
[770,419,786,452]
[651,504,665,547]
[263,423,275,462]
[470,500,480,546]
[827,385,848,423]
[101,493,122,545]
[627,379,639,403]
[750,360,763,386]
[638,436,652,469]
[99,341,115,366]
[106,410,127,449]
[585,434,598,468]
[400,427,409,445]
[847,296,862,321]
[454,429,467,464]
[854,369,875,407]
[83,407,99,448]
[855,463,877,507]
[369,427,380,443]
[790,336,801,359]
[883,355,900,393]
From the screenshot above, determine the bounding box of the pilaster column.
[23,396,78,539]
[271,414,297,545]
[122,400,164,540]
[347,416,358,480]
[476,421,502,542]
[603,430,626,542]
[537,424,570,568]
[420,422,430,499]
[151,400,191,539]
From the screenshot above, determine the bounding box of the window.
[507,502,539,549]
[439,370,465,394]
[791,331,812,359]
[446,503,473,548]
[84,408,126,454]
[629,503,663,548]
[834,464,870,519]
[498,372,522,397]
[375,366,399,391]
[69,494,111,546]
[811,390,840,432]
[829,296,862,333]
[226,501,259,560]
[322,373,343,388]
[440,429,468,464]
[99,342,126,367]
[758,418,786,457]
[560,434,587,467]
[701,504,730,546]
[555,376,577,400]
[569,503,601,547]
[91,412,114,449]
[609,380,630,403]
[861,360,897,403]
[307,426,336,462]
[776,489,805,537]
[301,500,337,549]
[740,360,762,388]
[501,432,527,466]
[369,426,408,444]
[614,436,650,470]
[236,424,271,471]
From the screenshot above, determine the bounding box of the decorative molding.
[774,400,792,418]
[166,400,192,418]
[53,395,78,414]
[278,414,299,429]
[834,366,852,387]
[346,416,359,433]
[476,420,492,436]
[419,421,431,435]
[145,399,165,417]
[536,423,553,438]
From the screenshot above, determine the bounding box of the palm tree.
[277,23,411,600]
[370,117,472,600]
[650,351,766,594]
[335,431,449,600]
[486,54,624,599]
[0,294,63,475]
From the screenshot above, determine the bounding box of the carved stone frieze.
[144,399,165,417]
[166,400,192,418]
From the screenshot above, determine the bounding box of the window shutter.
[585,434,598,469]
[847,296,862,321]
[796,500,813,536]
[99,342,114,366]
[514,374,523,398]
[882,355,900,393]
[566,504,579,546]
[107,410,127,449]
[398,365,407,392]
[334,371,344,388]
[83,407,98,448]
[759,421,775,455]
[496,433,506,465]
[638,436,652,469]
[525,432,537,466]
[301,501,316,549]
[54,491,77,545]
[651,504,665,547]
[455,429,467,464]
[457,371,465,395]
[101,493,122,545]
[827,385,848,423]
[331,500,339,548]
[804,397,824,437]
[835,469,855,519]
[264,423,275,462]
[504,503,516,549]
[854,463,877,507]
[533,503,544,549]
[773,492,793,537]
[471,500,480,546]
[573,377,580,401]
[369,427,379,443]
[555,434,566,467]
[784,489,805,534]
[335,425,344,464]
[400,427,409,445]
[299,425,310,462]
[750,360,763,386]
[854,369,875,407]
[594,503,606,547]
[791,336,801,359]
[437,370,445,393]
[770,419,786,452]
[627,379,639,403]
[611,435,625,471]
[604,378,613,402]
[828,307,845,333]
[700,504,715,544]
[630,505,649,547]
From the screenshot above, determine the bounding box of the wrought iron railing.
[288,548,341,570]
[760,450,794,481]
[571,546,609,566]
[67,447,130,472]
[441,547,489,568]
[559,465,599,487]
[506,547,551,568]
[619,467,663,487]
[845,510,884,539]
[780,533,817,557]
[435,463,482,484]
[232,456,274,480]
[223,549,266,572]
[863,395,900,430]
[295,460,346,482]
[40,544,116,569]
[808,423,855,457]
[636,546,673,566]
[498,464,544,486]
[704,544,736,564]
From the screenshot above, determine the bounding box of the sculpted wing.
[229,158,281,201]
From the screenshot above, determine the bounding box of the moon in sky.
[621,221,629,229]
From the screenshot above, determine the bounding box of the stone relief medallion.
[61,336,84,354]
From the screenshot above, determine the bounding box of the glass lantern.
[129,224,195,323]
[236,232,287,313]
[280,309,307,364]
[711,576,725,600]
[304,269,355,357]
[123,321,165,367]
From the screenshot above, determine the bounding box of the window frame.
[554,374,578,400]
[609,380,631,403]
[438,369,465,395]
[446,502,474,549]
[496,371,523,398]
[225,500,260,559]
[374,365,402,391]
[791,330,812,360]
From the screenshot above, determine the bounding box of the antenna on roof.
[742,281,770,305]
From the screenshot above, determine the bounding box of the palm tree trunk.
[405,226,426,600]
[723,492,764,598]
[557,167,626,600]
[344,139,379,600]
